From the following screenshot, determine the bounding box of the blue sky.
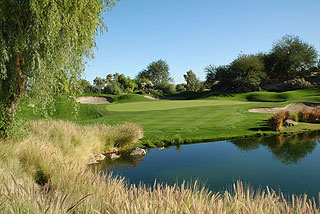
[84,0,320,84]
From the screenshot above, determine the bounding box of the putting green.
[107,100,249,112]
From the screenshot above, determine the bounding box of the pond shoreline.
[139,126,320,150]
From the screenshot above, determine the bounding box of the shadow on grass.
[249,120,270,132]
[249,127,270,132]
[167,91,235,100]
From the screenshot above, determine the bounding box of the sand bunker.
[144,95,159,100]
[144,95,186,100]
[76,96,113,104]
[249,103,319,114]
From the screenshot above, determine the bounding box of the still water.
[101,132,320,198]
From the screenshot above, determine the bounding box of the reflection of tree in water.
[232,131,320,165]
[100,152,145,171]
[231,137,264,151]
[267,134,318,165]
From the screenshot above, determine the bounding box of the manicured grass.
[20,89,320,146]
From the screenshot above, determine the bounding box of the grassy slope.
[20,89,320,146]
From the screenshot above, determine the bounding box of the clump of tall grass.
[268,111,289,131]
[1,120,320,213]
[29,119,143,155]
[298,107,320,123]
[109,122,144,147]
[289,112,299,122]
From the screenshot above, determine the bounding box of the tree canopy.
[230,54,266,91]
[137,59,173,85]
[103,73,137,94]
[265,35,318,79]
[184,70,202,91]
[0,0,116,137]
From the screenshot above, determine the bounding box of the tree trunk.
[0,53,25,138]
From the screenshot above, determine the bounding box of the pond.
[101,131,320,199]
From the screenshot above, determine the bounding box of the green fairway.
[107,100,248,112]
[20,89,320,146]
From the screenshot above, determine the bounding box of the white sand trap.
[249,103,318,114]
[144,95,159,100]
[76,96,113,104]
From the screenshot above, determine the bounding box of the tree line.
[83,35,319,95]
[205,35,319,92]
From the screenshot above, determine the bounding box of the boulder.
[284,119,298,127]
[111,147,119,153]
[87,159,99,165]
[109,153,120,160]
[130,147,146,156]
[95,154,106,162]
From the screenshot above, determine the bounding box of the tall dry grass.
[299,106,320,123]
[0,120,319,213]
[268,111,289,131]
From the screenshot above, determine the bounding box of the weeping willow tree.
[0,0,116,138]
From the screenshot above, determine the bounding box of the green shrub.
[155,82,176,95]
[176,83,187,92]
[289,112,299,122]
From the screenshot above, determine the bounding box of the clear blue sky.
[84,0,320,84]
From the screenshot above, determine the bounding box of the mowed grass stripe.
[106,100,248,112]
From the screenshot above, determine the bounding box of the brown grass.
[268,111,289,131]
[298,107,320,123]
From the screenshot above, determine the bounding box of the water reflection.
[103,131,320,171]
[100,152,145,170]
[231,132,320,165]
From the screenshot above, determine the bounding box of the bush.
[103,83,122,95]
[111,122,144,147]
[298,109,309,122]
[279,78,313,90]
[176,83,187,92]
[155,82,176,95]
[298,107,320,123]
[289,112,299,122]
[268,111,289,131]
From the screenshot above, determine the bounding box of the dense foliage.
[184,70,202,91]
[137,59,173,85]
[205,35,319,92]
[265,35,318,79]
[88,60,177,95]
[230,54,266,92]
[0,0,116,137]
[104,73,137,95]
